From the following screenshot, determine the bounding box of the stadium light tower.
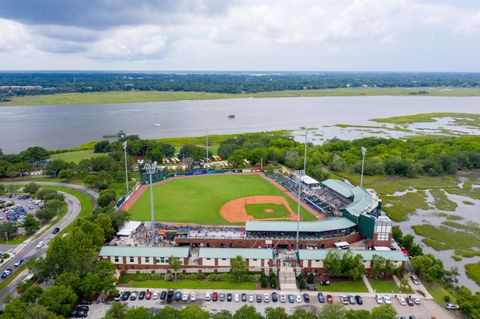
[144,161,157,244]
[123,141,129,195]
[206,128,209,170]
[360,147,367,188]
[296,128,308,254]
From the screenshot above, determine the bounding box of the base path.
[220,196,298,223]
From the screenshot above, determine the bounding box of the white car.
[190,292,196,302]
[397,296,406,306]
[152,291,159,300]
[280,294,287,303]
[248,295,254,303]
[234,294,240,302]
[413,296,421,305]
[204,292,211,301]
[264,293,270,303]
[375,294,384,304]
[182,292,189,301]
[384,294,392,304]
[36,240,45,248]
[296,294,302,303]
[114,290,123,301]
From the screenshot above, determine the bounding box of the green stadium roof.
[298,249,406,261]
[99,246,189,258]
[343,186,374,217]
[245,217,356,233]
[321,179,354,198]
[198,248,274,260]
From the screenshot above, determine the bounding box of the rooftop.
[245,217,356,233]
[298,249,407,261]
[198,248,274,260]
[343,186,374,217]
[301,175,320,185]
[99,246,190,258]
[321,179,354,198]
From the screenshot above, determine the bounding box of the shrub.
[307,273,315,284]
[299,278,306,290]
[261,277,268,288]
[163,273,173,281]
[151,273,163,280]
[250,274,262,282]
[444,295,451,303]
[270,277,277,289]
[269,272,277,280]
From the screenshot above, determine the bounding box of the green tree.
[23,182,40,195]
[233,306,263,319]
[55,271,82,294]
[45,160,69,177]
[0,222,18,240]
[1,298,28,319]
[231,255,248,283]
[124,307,152,319]
[19,146,49,163]
[228,149,246,167]
[104,301,128,319]
[265,307,288,319]
[371,255,386,279]
[299,278,306,289]
[80,260,116,297]
[23,214,40,235]
[58,169,75,181]
[178,305,210,319]
[370,304,397,319]
[323,249,343,277]
[24,304,62,319]
[94,213,115,241]
[155,306,179,319]
[346,310,372,319]
[19,284,43,303]
[318,303,347,319]
[307,272,315,284]
[289,309,317,319]
[411,254,445,282]
[94,140,111,153]
[261,276,268,288]
[38,285,77,317]
[169,256,182,280]
[35,208,57,223]
[98,189,117,208]
[211,310,233,319]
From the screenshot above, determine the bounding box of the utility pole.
[206,128,209,170]
[360,147,367,188]
[5,232,8,245]
[296,128,308,255]
[144,162,157,244]
[123,141,129,195]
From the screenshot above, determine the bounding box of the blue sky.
[0,0,479,71]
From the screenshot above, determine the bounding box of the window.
[253,259,258,261]
[206,258,211,261]
[155,257,161,263]
[315,259,320,262]
[129,257,135,263]
[221,258,227,261]
[114,256,119,263]
[145,257,150,263]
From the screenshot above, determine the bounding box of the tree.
[94,213,115,241]
[0,222,18,240]
[1,298,28,319]
[94,140,111,153]
[346,310,372,319]
[55,271,82,294]
[98,189,117,208]
[228,149,246,167]
[38,285,78,317]
[24,303,62,319]
[261,276,268,288]
[307,272,315,284]
[371,255,386,279]
[104,302,128,319]
[265,307,288,319]
[169,256,182,280]
[23,214,40,236]
[45,160,69,177]
[58,169,75,181]
[299,278,306,289]
[80,260,116,298]
[231,255,248,283]
[19,146,49,163]
[289,309,317,319]
[211,310,233,319]
[179,144,205,160]
[411,254,445,282]
[323,249,343,277]
[179,305,210,319]
[233,306,263,319]
[23,183,40,195]
[155,306,179,319]
[19,285,43,303]
[36,208,57,223]
[318,303,347,319]
[370,304,397,319]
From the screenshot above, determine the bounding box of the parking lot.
[0,194,42,225]
[84,289,463,319]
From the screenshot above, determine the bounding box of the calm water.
[1,96,480,153]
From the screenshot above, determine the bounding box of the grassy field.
[371,112,480,128]
[369,279,410,293]
[126,279,256,290]
[50,150,102,163]
[382,191,430,222]
[3,87,480,106]
[424,281,456,305]
[465,262,480,286]
[128,174,316,224]
[245,203,291,219]
[318,280,368,293]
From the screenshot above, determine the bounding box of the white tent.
[117,221,142,237]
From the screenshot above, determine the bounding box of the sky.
[0,0,480,71]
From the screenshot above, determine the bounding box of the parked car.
[182,292,189,302]
[14,259,24,267]
[303,293,310,303]
[205,292,211,301]
[296,294,302,303]
[288,294,295,304]
[121,291,130,301]
[138,291,145,300]
[280,293,287,303]
[130,292,138,301]
[256,294,262,303]
[152,291,159,300]
[52,227,60,234]
[36,240,45,248]
[79,299,92,305]
[317,292,325,303]
[340,295,349,305]
[114,291,123,301]
[71,308,88,318]
[412,297,421,305]
[219,293,225,301]
[264,293,270,303]
[355,295,363,305]
[248,295,254,303]
[406,296,414,306]
[241,293,247,302]
[409,316,417,319]
[1,269,12,279]
[410,275,420,285]
[227,293,232,302]
[326,295,333,304]
[190,292,197,302]
[233,293,239,302]
[160,291,167,300]
[445,303,460,310]
[212,292,218,301]
[145,291,152,300]
[397,296,406,306]
[166,290,174,303]
[271,292,278,302]
[348,295,355,304]
[375,294,384,304]
[175,291,182,301]
[383,294,392,304]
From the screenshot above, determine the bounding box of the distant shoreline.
[2,87,480,106]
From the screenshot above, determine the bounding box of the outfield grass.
[246,204,291,219]
[3,88,480,107]
[50,150,102,163]
[128,174,316,224]
[317,280,368,293]
[126,279,256,290]
[369,279,410,293]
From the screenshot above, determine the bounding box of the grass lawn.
[424,281,456,305]
[317,280,368,293]
[128,174,316,224]
[127,279,256,290]
[369,279,410,293]
[465,262,480,286]
[246,203,291,219]
[0,236,27,245]
[50,150,102,163]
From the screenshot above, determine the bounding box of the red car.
[212,292,218,301]
[326,295,333,304]
[145,291,152,300]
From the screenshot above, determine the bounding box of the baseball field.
[127,173,318,225]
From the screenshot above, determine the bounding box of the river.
[1,96,479,153]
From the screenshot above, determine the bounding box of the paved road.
[0,182,98,303]
[86,289,465,319]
